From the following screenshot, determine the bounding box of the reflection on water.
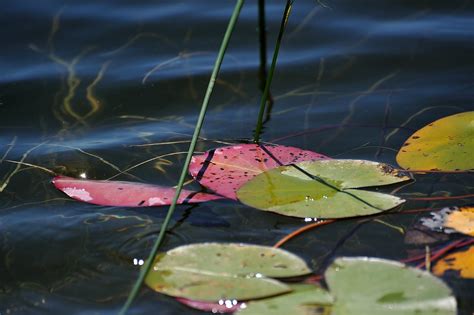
[1,0,473,313]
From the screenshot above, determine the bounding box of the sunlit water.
[1,0,473,314]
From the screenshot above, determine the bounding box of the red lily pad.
[189,144,328,199]
[52,176,223,207]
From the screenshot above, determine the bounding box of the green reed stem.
[258,0,268,91]
[118,1,244,313]
[253,0,293,143]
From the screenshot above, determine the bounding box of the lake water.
[1,0,473,314]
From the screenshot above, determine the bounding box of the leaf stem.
[273,220,335,248]
[407,193,474,201]
[253,0,293,142]
[118,1,244,313]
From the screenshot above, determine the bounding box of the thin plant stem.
[425,245,431,271]
[259,2,274,126]
[0,142,45,192]
[406,193,474,201]
[253,0,293,142]
[118,1,244,313]
[258,0,268,91]
[273,220,335,248]
[400,238,474,264]
[415,238,470,269]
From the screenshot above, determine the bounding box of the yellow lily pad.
[444,206,474,236]
[396,111,474,171]
[433,246,474,279]
[421,206,474,236]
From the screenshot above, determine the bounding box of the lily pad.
[176,297,243,313]
[443,206,474,236]
[237,159,409,219]
[52,176,223,207]
[189,144,328,200]
[146,268,290,301]
[433,245,474,279]
[396,111,474,171]
[151,243,311,277]
[240,257,456,315]
[326,257,457,315]
[145,243,312,301]
[237,284,333,315]
[420,206,466,235]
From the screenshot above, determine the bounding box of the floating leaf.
[237,284,333,315]
[326,257,457,315]
[433,246,474,279]
[189,144,328,199]
[421,206,474,236]
[52,176,223,207]
[146,269,289,302]
[176,297,242,313]
[150,243,311,277]
[145,243,311,301]
[241,257,456,315]
[237,159,409,218]
[443,206,474,236]
[396,111,474,171]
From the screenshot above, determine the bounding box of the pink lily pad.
[189,144,329,199]
[176,297,243,313]
[52,176,223,207]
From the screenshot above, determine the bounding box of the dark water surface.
[1,0,473,314]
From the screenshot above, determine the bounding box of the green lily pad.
[146,268,290,301]
[239,257,455,315]
[152,243,312,277]
[237,159,410,219]
[237,284,333,315]
[145,243,312,301]
[326,257,457,315]
[396,111,474,171]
